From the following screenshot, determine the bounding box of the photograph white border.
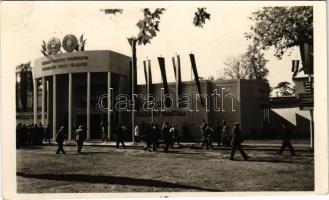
[1,1,327,199]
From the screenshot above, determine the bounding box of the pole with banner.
[129,38,137,143]
[147,60,154,123]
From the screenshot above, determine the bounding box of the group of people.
[133,122,181,152]
[55,125,85,154]
[199,120,233,150]
[20,118,295,159]
[200,119,249,160]
[16,123,50,147]
[200,119,296,160]
[200,120,241,149]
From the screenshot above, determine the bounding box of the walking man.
[144,123,153,152]
[200,119,208,148]
[230,123,249,160]
[152,123,159,151]
[116,124,126,149]
[277,122,296,156]
[222,120,229,147]
[75,125,85,153]
[215,121,222,147]
[205,124,214,150]
[56,126,66,154]
[134,124,140,143]
[169,124,177,148]
[100,121,108,142]
[162,122,170,152]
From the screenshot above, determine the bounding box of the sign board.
[33,51,130,78]
[299,93,314,110]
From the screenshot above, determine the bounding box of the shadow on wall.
[268,110,310,139]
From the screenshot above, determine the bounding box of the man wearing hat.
[75,125,85,153]
[230,123,249,160]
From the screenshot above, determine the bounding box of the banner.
[172,57,177,79]
[143,60,148,94]
[147,60,153,94]
[158,57,171,107]
[158,57,169,95]
[176,55,182,97]
[172,55,182,98]
[292,60,300,78]
[189,54,204,106]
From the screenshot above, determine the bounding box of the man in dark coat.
[144,123,153,152]
[27,124,33,145]
[116,124,126,149]
[38,123,44,145]
[200,119,207,137]
[152,123,159,151]
[75,125,85,153]
[56,126,66,154]
[215,121,222,147]
[277,122,296,156]
[230,123,249,160]
[162,122,170,152]
[222,120,230,147]
[200,119,208,148]
[205,124,214,150]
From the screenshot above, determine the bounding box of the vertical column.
[52,75,57,140]
[41,77,45,125]
[68,73,72,140]
[107,72,111,141]
[310,109,314,150]
[131,45,135,143]
[46,80,50,125]
[87,72,91,140]
[33,79,38,124]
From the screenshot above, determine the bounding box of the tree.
[16,62,33,111]
[102,8,165,85]
[207,76,215,81]
[245,6,313,59]
[244,43,269,79]
[223,55,250,79]
[273,81,295,97]
[193,8,211,28]
[222,45,268,80]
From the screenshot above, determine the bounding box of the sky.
[1,1,302,88]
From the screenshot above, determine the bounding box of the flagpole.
[131,42,135,143]
[190,53,194,133]
[148,60,154,123]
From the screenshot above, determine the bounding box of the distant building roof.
[270,96,299,109]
